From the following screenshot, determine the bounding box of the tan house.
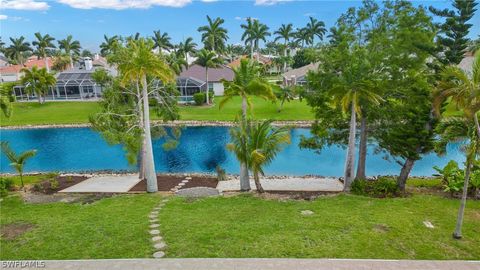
[281,62,319,86]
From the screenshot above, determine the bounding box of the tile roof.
[282,62,319,79]
[228,53,273,69]
[0,57,52,74]
[179,64,234,82]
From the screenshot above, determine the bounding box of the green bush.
[193,92,206,106]
[49,179,59,190]
[351,177,399,198]
[434,160,470,195]
[208,90,214,103]
[0,178,14,197]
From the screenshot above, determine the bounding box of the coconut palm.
[166,51,187,75]
[295,28,311,48]
[177,37,197,68]
[58,35,81,69]
[194,49,223,105]
[21,66,56,103]
[241,18,270,62]
[0,141,36,189]
[109,38,174,192]
[38,67,56,100]
[241,17,256,59]
[433,52,480,239]
[4,37,31,65]
[32,32,56,72]
[274,23,295,71]
[304,17,326,46]
[100,35,120,57]
[220,59,276,191]
[276,86,296,112]
[152,30,173,53]
[197,15,228,53]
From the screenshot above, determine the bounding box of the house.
[176,64,234,101]
[0,55,9,67]
[281,62,319,86]
[228,53,280,74]
[0,56,52,83]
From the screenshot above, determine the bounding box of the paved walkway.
[59,175,141,193]
[4,259,478,270]
[217,177,343,192]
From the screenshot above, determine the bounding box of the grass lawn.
[0,97,313,126]
[0,194,161,259]
[160,194,480,259]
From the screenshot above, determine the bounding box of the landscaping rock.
[181,180,189,183]
[185,177,192,180]
[152,236,163,242]
[154,242,167,250]
[178,183,186,186]
[423,221,435,229]
[149,230,160,235]
[148,214,158,219]
[153,251,165,258]
[149,219,157,223]
[175,187,220,198]
[149,224,160,228]
[150,211,159,215]
[301,210,314,216]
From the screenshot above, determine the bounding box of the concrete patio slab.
[59,175,141,193]
[216,177,343,192]
[6,259,479,270]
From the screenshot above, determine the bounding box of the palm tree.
[304,17,326,47]
[109,38,174,192]
[241,18,270,62]
[100,35,120,57]
[197,15,229,53]
[21,66,56,103]
[241,17,256,59]
[38,67,56,101]
[166,51,187,75]
[152,30,173,53]
[1,141,36,189]
[4,37,31,65]
[177,37,197,68]
[295,28,311,48]
[194,49,222,105]
[276,86,296,112]
[32,32,56,72]
[58,35,81,69]
[220,59,276,191]
[433,53,480,239]
[0,84,13,118]
[274,23,295,71]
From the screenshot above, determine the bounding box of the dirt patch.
[21,192,112,204]
[32,176,89,194]
[129,175,218,192]
[1,222,36,240]
[373,224,390,233]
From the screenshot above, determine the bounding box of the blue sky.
[1,0,479,52]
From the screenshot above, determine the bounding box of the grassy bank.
[0,97,314,126]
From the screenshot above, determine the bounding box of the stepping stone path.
[147,177,191,259]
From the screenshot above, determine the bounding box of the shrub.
[434,160,469,196]
[216,165,227,181]
[208,90,214,103]
[193,92,206,106]
[0,178,14,197]
[49,179,59,190]
[351,177,399,198]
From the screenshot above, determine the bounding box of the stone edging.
[0,120,314,130]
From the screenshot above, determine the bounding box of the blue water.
[0,127,465,176]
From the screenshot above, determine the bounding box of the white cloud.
[304,12,315,17]
[0,14,7,20]
[57,0,192,9]
[255,0,291,6]
[1,0,50,10]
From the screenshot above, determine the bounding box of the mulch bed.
[32,176,89,195]
[129,175,218,192]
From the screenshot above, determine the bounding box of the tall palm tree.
[197,15,229,53]
[38,67,56,100]
[152,30,173,53]
[100,35,120,57]
[177,37,197,68]
[32,32,55,72]
[109,38,174,192]
[433,53,480,239]
[194,49,223,105]
[274,23,295,72]
[220,59,276,191]
[1,141,36,189]
[166,51,187,75]
[21,66,56,103]
[58,35,81,69]
[304,17,326,47]
[241,18,270,62]
[241,17,256,59]
[295,28,311,48]
[5,37,31,65]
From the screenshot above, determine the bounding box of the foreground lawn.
[0,97,313,126]
[161,194,480,259]
[0,194,160,259]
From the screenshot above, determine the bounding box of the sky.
[1,0,479,52]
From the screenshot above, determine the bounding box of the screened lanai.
[176,77,205,103]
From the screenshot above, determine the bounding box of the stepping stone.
[162,199,169,202]
[151,211,159,215]
[148,214,158,219]
[174,186,182,189]
[152,236,163,242]
[153,251,165,258]
[170,188,177,192]
[185,177,192,180]
[176,187,219,198]
[149,219,157,223]
[178,183,186,186]
[181,180,189,183]
[149,224,160,228]
[423,221,435,229]
[153,207,161,211]
[154,242,167,250]
[149,229,160,235]
[301,210,314,216]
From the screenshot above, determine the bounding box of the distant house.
[176,64,234,102]
[228,53,280,74]
[281,62,319,86]
[0,56,52,83]
[0,55,9,67]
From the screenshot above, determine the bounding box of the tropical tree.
[32,32,56,72]
[0,83,14,118]
[4,37,31,65]
[197,15,228,53]
[433,53,480,239]
[295,28,311,48]
[100,35,120,57]
[20,66,43,103]
[166,52,187,75]
[152,30,173,53]
[220,59,276,191]
[274,23,295,71]
[241,18,270,62]
[51,51,72,72]
[228,119,290,193]
[276,86,296,112]
[241,17,256,59]
[107,38,175,192]
[58,35,81,69]
[177,37,197,68]
[0,141,36,189]
[194,49,222,105]
[304,17,327,46]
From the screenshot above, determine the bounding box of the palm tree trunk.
[474,113,480,139]
[185,53,189,69]
[453,154,472,239]
[283,41,287,72]
[136,81,145,180]
[256,41,260,62]
[250,41,254,60]
[240,96,251,191]
[141,75,158,193]
[253,171,265,193]
[397,158,415,192]
[44,57,50,73]
[205,68,210,105]
[70,54,74,69]
[355,116,367,180]
[344,103,356,191]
